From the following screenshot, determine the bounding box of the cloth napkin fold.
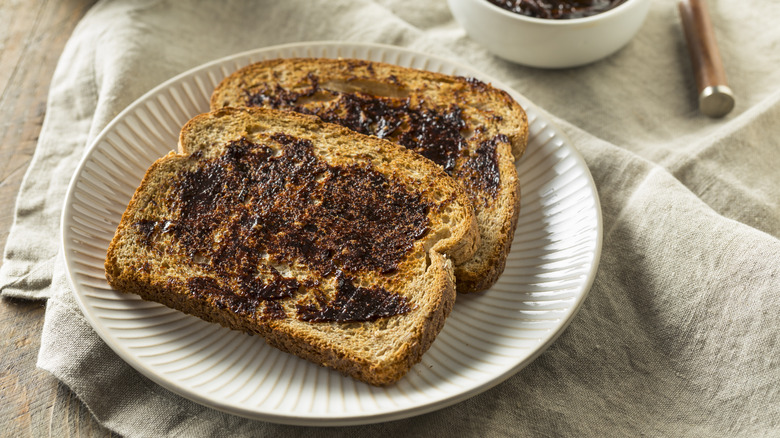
[2,0,778,436]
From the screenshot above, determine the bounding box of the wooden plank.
[0,0,111,436]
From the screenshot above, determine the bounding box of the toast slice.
[105,107,479,386]
[211,58,528,293]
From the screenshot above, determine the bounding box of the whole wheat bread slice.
[105,107,479,386]
[211,58,528,293]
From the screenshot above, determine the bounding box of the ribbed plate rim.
[61,41,602,426]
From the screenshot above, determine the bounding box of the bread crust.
[211,58,528,293]
[105,107,477,385]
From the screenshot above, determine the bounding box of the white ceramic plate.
[62,42,602,426]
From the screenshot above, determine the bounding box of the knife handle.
[678,0,734,117]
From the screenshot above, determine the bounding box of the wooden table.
[0,0,114,436]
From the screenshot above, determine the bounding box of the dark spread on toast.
[456,134,507,206]
[297,271,412,323]
[186,273,298,318]
[139,135,427,322]
[244,79,467,174]
[136,219,159,242]
[461,76,491,92]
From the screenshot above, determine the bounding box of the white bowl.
[448,0,652,68]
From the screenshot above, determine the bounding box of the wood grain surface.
[0,0,113,436]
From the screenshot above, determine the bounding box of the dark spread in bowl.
[486,0,628,19]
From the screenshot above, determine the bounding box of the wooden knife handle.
[678,0,734,117]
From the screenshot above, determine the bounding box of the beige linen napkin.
[2,0,778,436]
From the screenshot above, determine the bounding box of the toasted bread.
[105,107,479,385]
[210,58,528,293]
